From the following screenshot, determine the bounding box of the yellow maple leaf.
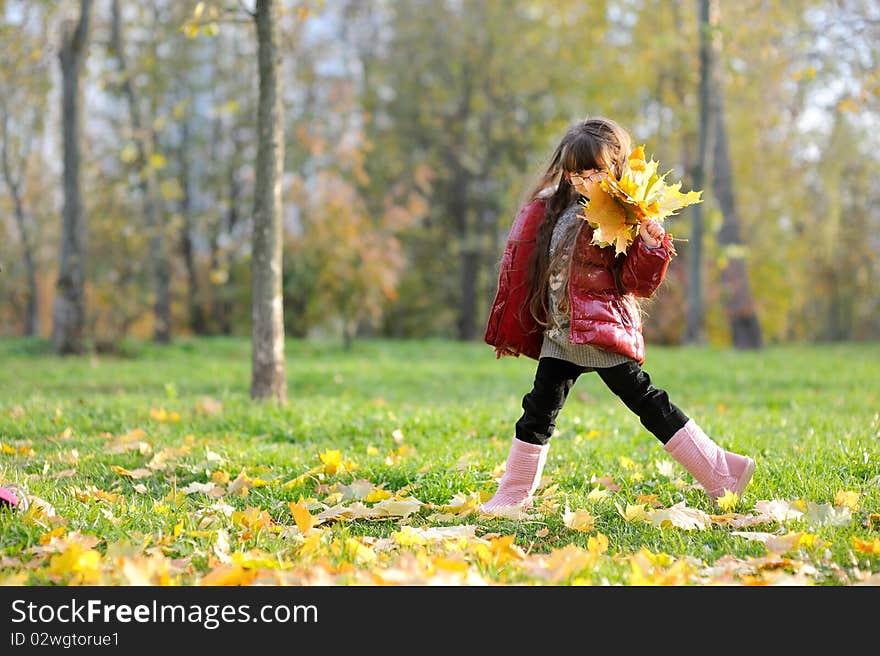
[149,407,180,423]
[578,179,633,256]
[618,455,636,470]
[853,537,880,555]
[49,544,103,585]
[39,527,66,545]
[587,532,609,555]
[563,506,596,532]
[318,449,343,475]
[364,488,393,503]
[111,465,152,480]
[647,502,711,530]
[392,526,428,548]
[716,489,740,512]
[289,501,318,533]
[615,502,648,523]
[586,487,609,503]
[231,507,272,531]
[475,535,524,567]
[198,564,254,586]
[834,489,860,511]
[635,494,662,508]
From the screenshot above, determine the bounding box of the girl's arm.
[621,221,676,298]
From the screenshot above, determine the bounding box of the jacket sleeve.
[621,232,676,298]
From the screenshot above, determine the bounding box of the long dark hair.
[525,117,632,325]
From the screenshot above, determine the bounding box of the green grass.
[1,337,878,585]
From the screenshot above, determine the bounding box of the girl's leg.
[595,361,688,443]
[515,357,589,445]
[481,357,587,514]
[597,361,755,502]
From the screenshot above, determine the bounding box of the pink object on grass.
[664,419,756,501]
[480,438,549,514]
[0,486,20,509]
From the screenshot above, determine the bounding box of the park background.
[0,0,878,586]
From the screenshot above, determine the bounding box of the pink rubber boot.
[480,438,549,514]
[0,485,22,510]
[664,419,756,502]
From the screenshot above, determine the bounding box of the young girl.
[482,117,755,512]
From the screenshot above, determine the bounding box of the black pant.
[514,357,689,446]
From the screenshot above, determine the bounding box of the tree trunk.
[250,0,286,402]
[147,132,172,343]
[52,0,91,354]
[110,0,171,344]
[450,68,474,341]
[179,115,205,334]
[0,112,40,337]
[711,1,762,349]
[684,0,712,345]
[218,128,242,336]
[13,197,39,337]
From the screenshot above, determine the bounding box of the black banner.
[0,585,866,651]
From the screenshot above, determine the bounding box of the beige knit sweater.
[538,203,634,369]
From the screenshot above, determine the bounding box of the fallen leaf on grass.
[370,497,423,519]
[615,502,648,523]
[709,513,769,528]
[74,486,123,504]
[182,481,225,498]
[852,537,880,555]
[149,407,180,423]
[48,544,102,585]
[111,465,153,480]
[53,468,78,479]
[805,502,852,528]
[524,544,600,583]
[647,502,711,530]
[231,507,272,532]
[654,460,676,478]
[716,490,739,512]
[391,525,477,549]
[427,492,481,520]
[586,487,609,503]
[199,564,256,586]
[833,490,861,511]
[628,548,697,585]
[289,501,320,533]
[227,471,268,497]
[473,535,525,568]
[635,494,663,508]
[563,507,595,532]
[732,531,821,555]
[591,475,621,492]
[336,479,375,501]
[319,449,344,475]
[754,499,804,523]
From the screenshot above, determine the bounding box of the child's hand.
[639,219,665,248]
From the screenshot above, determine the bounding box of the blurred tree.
[109,0,172,343]
[709,0,763,349]
[250,0,286,401]
[0,2,53,336]
[52,0,92,354]
[357,0,605,340]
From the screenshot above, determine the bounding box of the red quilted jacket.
[484,198,675,365]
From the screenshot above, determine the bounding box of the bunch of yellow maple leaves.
[570,145,703,256]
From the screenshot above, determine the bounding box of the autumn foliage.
[571,146,702,256]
